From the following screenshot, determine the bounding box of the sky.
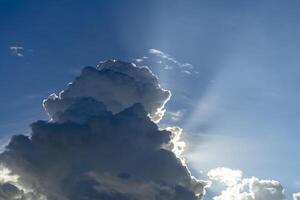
[1,0,300,199]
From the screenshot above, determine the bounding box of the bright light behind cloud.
[182,58,300,196]
[0,165,18,183]
[0,165,46,199]
[165,126,186,157]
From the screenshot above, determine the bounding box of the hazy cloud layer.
[0,60,205,200]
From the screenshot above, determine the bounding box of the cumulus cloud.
[0,60,206,200]
[293,193,300,200]
[9,46,24,57]
[43,60,170,123]
[208,167,286,200]
[208,167,242,187]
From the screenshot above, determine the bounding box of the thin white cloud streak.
[134,49,196,75]
[149,49,181,66]
[149,48,193,71]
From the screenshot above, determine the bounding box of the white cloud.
[149,49,179,65]
[208,167,242,187]
[134,49,197,75]
[148,48,194,71]
[9,46,24,57]
[135,58,143,63]
[293,193,300,200]
[208,168,285,200]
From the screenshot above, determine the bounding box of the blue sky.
[1,0,300,198]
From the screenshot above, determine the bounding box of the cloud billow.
[43,60,171,123]
[0,60,204,200]
[208,167,287,200]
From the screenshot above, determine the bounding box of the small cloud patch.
[133,49,198,75]
[9,46,24,57]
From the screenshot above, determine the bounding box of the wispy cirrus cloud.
[148,49,194,73]
[134,49,197,75]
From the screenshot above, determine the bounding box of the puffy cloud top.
[0,60,204,200]
[208,167,242,187]
[43,60,171,122]
[208,168,285,200]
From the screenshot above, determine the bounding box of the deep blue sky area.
[1,0,300,197]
